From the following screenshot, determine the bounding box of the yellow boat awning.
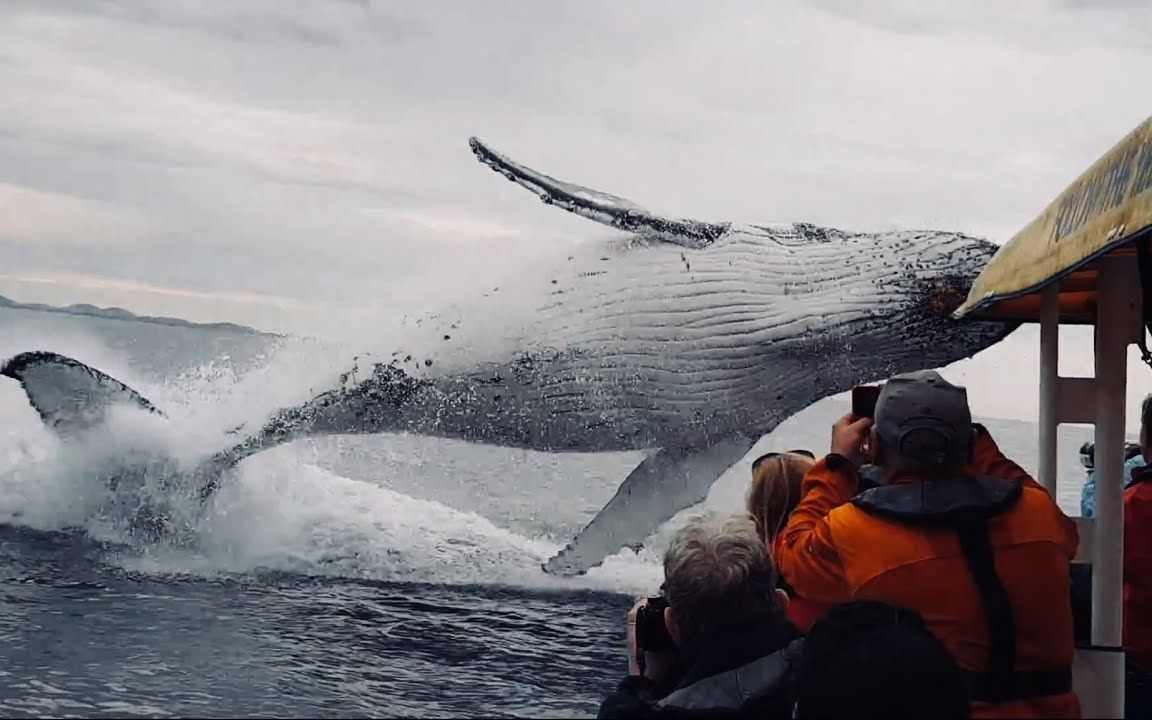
[954,114,1152,323]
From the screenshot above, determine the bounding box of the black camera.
[635,595,677,653]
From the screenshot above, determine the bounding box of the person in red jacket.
[777,370,1080,719]
[1124,393,1152,717]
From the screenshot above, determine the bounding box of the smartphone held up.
[851,384,882,420]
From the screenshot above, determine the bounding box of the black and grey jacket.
[598,616,802,719]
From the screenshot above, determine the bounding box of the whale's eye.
[925,275,970,317]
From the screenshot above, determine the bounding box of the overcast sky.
[3,0,1152,422]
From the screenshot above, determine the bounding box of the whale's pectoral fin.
[469,137,731,249]
[0,351,165,437]
[543,433,758,576]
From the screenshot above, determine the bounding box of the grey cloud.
[0,0,1151,331]
[808,0,1152,51]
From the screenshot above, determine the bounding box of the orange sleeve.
[968,425,1079,557]
[776,455,855,606]
[966,424,1046,492]
[967,425,1080,559]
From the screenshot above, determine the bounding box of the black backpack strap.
[955,517,1017,701]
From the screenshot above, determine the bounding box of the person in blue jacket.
[1080,440,1146,518]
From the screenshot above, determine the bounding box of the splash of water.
[0,323,664,596]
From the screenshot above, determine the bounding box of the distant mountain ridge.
[0,294,270,335]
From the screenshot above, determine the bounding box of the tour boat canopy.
[954,113,1152,324]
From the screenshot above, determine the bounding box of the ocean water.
[0,307,1107,717]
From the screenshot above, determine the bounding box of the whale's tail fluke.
[0,351,166,437]
[469,137,731,249]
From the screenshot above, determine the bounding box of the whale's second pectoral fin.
[543,433,758,576]
[0,350,165,437]
[469,137,730,249]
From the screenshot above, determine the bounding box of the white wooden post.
[1091,255,1141,717]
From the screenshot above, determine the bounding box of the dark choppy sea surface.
[0,308,1105,717]
[0,526,629,717]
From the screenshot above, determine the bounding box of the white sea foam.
[0,316,664,595]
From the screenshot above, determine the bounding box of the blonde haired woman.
[747,450,829,632]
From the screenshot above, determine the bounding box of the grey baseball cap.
[874,369,973,467]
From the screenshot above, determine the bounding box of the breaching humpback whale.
[0,137,1018,575]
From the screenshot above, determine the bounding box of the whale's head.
[465,136,1019,387]
[876,231,1018,370]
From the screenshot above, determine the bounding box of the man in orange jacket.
[777,370,1080,719]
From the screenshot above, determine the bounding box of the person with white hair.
[598,511,802,719]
